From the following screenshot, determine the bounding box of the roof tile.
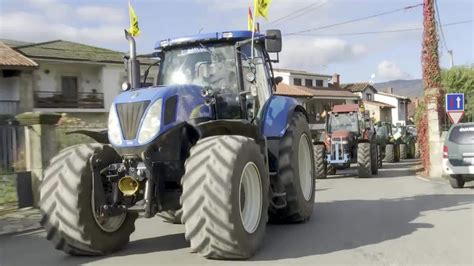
[0,42,38,68]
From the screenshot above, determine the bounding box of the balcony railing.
[34,91,104,109]
[0,100,19,114]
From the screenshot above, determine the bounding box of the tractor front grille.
[116,101,150,140]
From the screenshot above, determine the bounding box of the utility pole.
[419,0,444,177]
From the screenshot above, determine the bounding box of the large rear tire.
[400,143,408,159]
[357,142,372,178]
[269,112,315,223]
[385,144,395,163]
[314,144,327,179]
[181,135,269,259]
[39,144,137,255]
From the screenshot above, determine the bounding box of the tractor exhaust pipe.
[124,30,141,89]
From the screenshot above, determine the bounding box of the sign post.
[445,93,465,124]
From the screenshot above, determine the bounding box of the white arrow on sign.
[456,96,461,108]
[448,111,464,124]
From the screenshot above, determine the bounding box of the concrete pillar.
[15,112,61,206]
[425,88,444,177]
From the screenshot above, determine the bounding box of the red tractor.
[318,104,379,178]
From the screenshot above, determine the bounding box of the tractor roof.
[156,30,264,50]
[332,104,360,113]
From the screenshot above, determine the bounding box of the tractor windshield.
[158,43,238,93]
[327,113,358,133]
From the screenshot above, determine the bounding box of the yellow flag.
[248,7,254,31]
[255,0,272,19]
[128,2,140,37]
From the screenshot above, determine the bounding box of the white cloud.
[377,60,411,80]
[76,6,125,24]
[0,12,124,45]
[277,37,368,70]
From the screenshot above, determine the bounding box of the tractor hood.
[108,84,212,147]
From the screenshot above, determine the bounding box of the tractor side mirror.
[265,29,282,53]
[274,76,283,85]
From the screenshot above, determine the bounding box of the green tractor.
[375,122,400,164]
[395,125,418,159]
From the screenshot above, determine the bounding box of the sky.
[0,0,472,83]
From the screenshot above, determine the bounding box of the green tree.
[441,65,474,122]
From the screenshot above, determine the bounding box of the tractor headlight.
[108,104,123,145]
[138,98,163,144]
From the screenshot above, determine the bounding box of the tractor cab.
[144,30,281,120]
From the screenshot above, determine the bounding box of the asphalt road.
[1,159,473,265]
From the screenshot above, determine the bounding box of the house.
[343,82,377,101]
[373,88,411,125]
[0,42,38,115]
[363,100,394,123]
[273,68,333,87]
[275,76,360,133]
[343,83,394,123]
[0,39,157,123]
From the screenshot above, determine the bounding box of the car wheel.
[449,175,465,189]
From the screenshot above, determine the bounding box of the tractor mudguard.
[66,129,109,144]
[260,95,307,138]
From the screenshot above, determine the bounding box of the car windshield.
[158,43,238,93]
[327,113,358,133]
[448,124,474,144]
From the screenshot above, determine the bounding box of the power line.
[434,0,449,50]
[288,20,472,37]
[285,3,423,36]
[266,0,328,27]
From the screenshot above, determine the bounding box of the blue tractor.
[39,29,325,259]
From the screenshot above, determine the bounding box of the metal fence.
[0,122,24,173]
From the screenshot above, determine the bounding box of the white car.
[442,122,474,188]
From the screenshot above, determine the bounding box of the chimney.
[387,87,394,94]
[332,73,340,88]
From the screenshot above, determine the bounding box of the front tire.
[357,142,372,178]
[39,144,137,255]
[385,144,395,163]
[314,144,327,179]
[327,164,336,175]
[449,175,465,189]
[157,209,183,224]
[181,136,269,259]
[377,145,383,169]
[370,142,378,175]
[269,112,315,223]
[400,143,408,159]
[414,142,421,159]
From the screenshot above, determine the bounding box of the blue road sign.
[446,93,464,112]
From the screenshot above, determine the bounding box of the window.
[366,93,373,101]
[293,78,302,86]
[61,76,78,99]
[305,79,313,87]
[315,79,323,87]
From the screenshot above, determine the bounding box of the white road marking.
[415,175,446,185]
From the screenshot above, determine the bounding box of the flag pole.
[251,0,257,60]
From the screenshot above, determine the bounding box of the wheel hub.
[298,134,313,201]
[239,162,262,234]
